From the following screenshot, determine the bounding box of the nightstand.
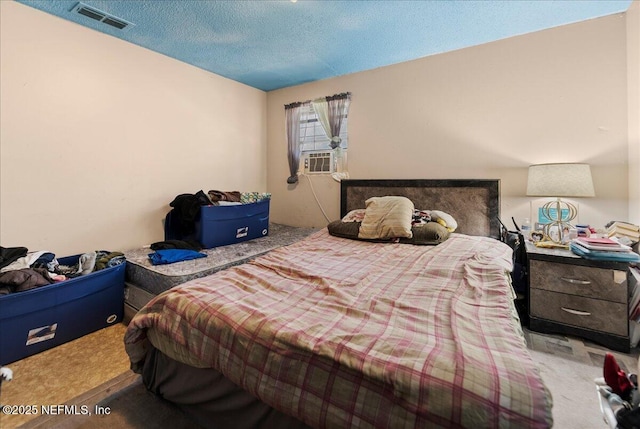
[526,242,632,353]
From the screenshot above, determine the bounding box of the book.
[607,229,640,240]
[570,242,640,262]
[607,228,640,241]
[579,237,620,246]
[608,226,640,236]
[572,239,631,252]
[606,221,640,233]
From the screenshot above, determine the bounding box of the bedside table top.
[525,241,630,270]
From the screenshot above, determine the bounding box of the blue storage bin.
[0,255,125,365]
[196,200,270,249]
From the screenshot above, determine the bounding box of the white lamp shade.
[526,163,595,197]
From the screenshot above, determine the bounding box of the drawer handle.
[560,277,591,285]
[561,307,591,316]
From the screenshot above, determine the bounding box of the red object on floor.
[604,352,633,397]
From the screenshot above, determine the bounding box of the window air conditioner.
[303,151,335,174]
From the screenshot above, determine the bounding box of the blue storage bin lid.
[200,199,270,222]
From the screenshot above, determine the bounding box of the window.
[284,92,350,183]
[299,104,348,153]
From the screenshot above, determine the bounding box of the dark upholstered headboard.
[340,179,500,238]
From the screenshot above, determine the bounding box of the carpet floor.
[1,323,638,428]
[523,329,639,429]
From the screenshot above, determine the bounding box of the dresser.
[526,242,632,352]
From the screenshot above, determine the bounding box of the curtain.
[285,102,303,184]
[311,92,351,150]
[285,92,351,183]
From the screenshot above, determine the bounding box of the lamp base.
[540,198,577,244]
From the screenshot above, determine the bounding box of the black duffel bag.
[498,217,528,294]
[498,218,529,325]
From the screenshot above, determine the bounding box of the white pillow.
[341,209,366,223]
[358,196,414,240]
[430,210,458,232]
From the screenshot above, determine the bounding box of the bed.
[124,179,553,429]
[122,223,318,317]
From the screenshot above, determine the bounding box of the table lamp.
[526,163,595,243]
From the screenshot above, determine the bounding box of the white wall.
[267,12,631,232]
[2,1,636,256]
[0,1,267,255]
[628,0,640,224]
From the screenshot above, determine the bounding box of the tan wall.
[629,1,640,224]
[0,1,267,255]
[2,1,635,256]
[267,13,630,231]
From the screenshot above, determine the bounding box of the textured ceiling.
[16,0,633,91]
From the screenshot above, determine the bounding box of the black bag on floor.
[498,218,528,294]
[498,218,529,325]
[617,406,640,429]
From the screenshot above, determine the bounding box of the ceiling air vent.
[71,2,134,30]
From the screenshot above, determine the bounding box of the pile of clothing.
[165,189,270,243]
[0,246,125,295]
[597,352,640,428]
[147,239,206,266]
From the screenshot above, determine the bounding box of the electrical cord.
[300,173,332,224]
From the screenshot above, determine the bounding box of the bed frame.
[340,179,500,238]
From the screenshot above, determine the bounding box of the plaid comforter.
[125,230,553,428]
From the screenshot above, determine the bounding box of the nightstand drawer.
[530,260,627,303]
[530,289,627,336]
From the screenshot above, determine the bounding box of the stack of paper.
[570,237,640,262]
[606,221,640,245]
